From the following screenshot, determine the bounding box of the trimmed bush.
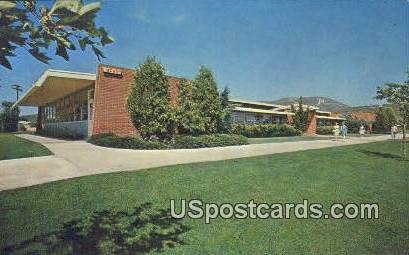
[88,133,248,150]
[172,134,248,149]
[37,127,85,140]
[87,133,168,150]
[230,124,301,138]
[316,126,333,135]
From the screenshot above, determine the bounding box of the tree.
[344,114,371,133]
[291,97,309,132]
[376,75,409,157]
[126,57,174,140]
[176,79,205,135]
[218,86,232,133]
[191,66,223,134]
[0,0,113,69]
[0,101,20,132]
[373,106,399,133]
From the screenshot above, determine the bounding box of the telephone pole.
[11,84,22,101]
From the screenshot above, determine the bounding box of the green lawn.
[0,141,408,254]
[0,133,51,160]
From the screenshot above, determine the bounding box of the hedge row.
[87,133,167,150]
[172,134,248,149]
[37,128,85,140]
[230,124,301,138]
[316,126,333,135]
[87,133,248,150]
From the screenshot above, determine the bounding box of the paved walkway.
[0,134,389,191]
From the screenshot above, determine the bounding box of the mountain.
[266,96,351,112]
[19,114,37,122]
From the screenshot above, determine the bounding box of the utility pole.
[11,84,22,101]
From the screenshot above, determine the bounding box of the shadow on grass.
[358,150,408,161]
[3,203,190,255]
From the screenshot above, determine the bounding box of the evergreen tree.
[191,66,223,134]
[176,80,205,135]
[126,57,174,140]
[292,97,309,132]
[218,86,232,132]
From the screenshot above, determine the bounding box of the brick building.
[14,64,345,137]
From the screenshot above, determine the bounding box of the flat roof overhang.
[14,69,96,107]
[233,106,295,116]
[316,115,346,120]
[228,98,288,110]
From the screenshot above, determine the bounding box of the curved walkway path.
[0,134,389,191]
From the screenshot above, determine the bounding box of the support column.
[87,88,94,137]
[36,106,43,133]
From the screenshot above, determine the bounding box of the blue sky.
[1,0,408,115]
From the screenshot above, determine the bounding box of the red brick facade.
[92,65,181,137]
[305,110,317,135]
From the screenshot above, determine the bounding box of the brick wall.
[92,64,181,137]
[305,110,317,135]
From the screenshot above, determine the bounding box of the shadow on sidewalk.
[3,203,190,255]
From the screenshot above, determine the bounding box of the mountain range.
[266,96,379,113]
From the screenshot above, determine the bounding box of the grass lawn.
[0,141,408,254]
[0,133,51,160]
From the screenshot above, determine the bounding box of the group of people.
[332,122,367,141]
[333,122,348,141]
[332,122,400,141]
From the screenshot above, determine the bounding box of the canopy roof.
[316,115,346,120]
[14,69,96,107]
[228,98,287,110]
[233,106,295,116]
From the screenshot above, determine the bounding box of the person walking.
[391,125,398,140]
[333,122,340,141]
[340,122,348,140]
[359,125,365,137]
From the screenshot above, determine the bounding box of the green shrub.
[172,134,248,149]
[87,133,168,150]
[88,133,248,150]
[316,126,333,135]
[230,124,301,138]
[37,127,85,140]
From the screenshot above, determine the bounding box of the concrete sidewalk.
[0,134,389,191]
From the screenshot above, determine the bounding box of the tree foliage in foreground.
[0,0,113,69]
[127,57,174,140]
